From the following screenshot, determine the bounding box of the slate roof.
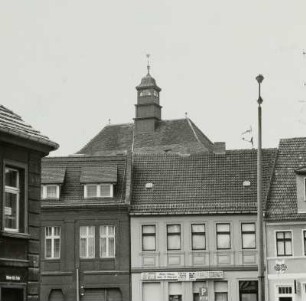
[130,149,277,215]
[41,155,128,207]
[78,118,214,156]
[266,137,306,221]
[0,104,58,149]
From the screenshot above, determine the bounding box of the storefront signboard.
[141,271,223,281]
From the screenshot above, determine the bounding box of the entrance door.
[279,298,292,301]
[1,288,24,301]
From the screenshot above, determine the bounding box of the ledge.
[1,231,30,240]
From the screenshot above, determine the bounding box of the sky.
[0,0,306,156]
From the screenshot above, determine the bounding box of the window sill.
[1,231,30,240]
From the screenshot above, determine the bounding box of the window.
[276,231,292,256]
[45,227,61,259]
[168,282,182,301]
[80,226,95,258]
[304,178,306,201]
[84,184,113,198]
[193,282,206,301]
[100,225,115,257]
[216,224,231,249]
[143,283,161,301]
[304,230,306,256]
[239,281,258,301]
[42,185,60,200]
[4,166,26,232]
[214,281,228,301]
[140,90,152,97]
[167,225,181,250]
[241,223,256,249]
[191,224,206,250]
[142,225,156,251]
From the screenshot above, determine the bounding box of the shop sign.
[5,275,21,281]
[141,271,223,281]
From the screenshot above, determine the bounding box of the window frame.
[79,226,95,259]
[99,225,115,258]
[3,162,27,234]
[45,226,61,259]
[191,224,206,250]
[142,225,156,251]
[241,223,256,249]
[167,224,181,251]
[41,184,60,200]
[84,184,113,198]
[275,230,293,257]
[216,223,231,250]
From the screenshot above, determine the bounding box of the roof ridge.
[186,118,202,144]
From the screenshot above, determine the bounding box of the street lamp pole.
[256,74,265,301]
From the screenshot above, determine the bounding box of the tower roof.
[136,72,161,92]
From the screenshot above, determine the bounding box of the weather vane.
[146,54,151,74]
[241,126,254,148]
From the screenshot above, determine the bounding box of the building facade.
[130,151,276,301]
[0,105,58,301]
[265,138,306,301]
[40,155,131,301]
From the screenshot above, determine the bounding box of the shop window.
[1,287,24,300]
[83,288,122,301]
[277,286,293,301]
[241,223,256,249]
[191,224,206,250]
[4,166,26,233]
[143,283,161,301]
[239,280,258,301]
[142,225,156,251]
[168,282,182,301]
[276,231,292,256]
[214,281,228,301]
[193,282,206,301]
[45,226,61,259]
[100,225,115,258]
[167,225,181,250]
[216,223,231,249]
[80,226,95,258]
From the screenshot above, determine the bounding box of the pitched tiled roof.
[41,155,128,207]
[78,119,214,155]
[266,137,306,221]
[130,149,277,215]
[42,167,66,184]
[0,105,58,149]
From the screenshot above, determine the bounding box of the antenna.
[146,54,151,74]
[185,112,188,119]
[241,126,254,148]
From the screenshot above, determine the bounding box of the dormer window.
[42,185,60,200]
[80,165,117,199]
[295,168,306,213]
[84,184,113,198]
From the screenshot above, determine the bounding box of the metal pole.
[76,268,80,301]
[256,74,265,301]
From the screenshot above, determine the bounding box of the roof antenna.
[108,118,111,125]
[146,53,151,75]
[185,112,188,119]
[241,126,254,148]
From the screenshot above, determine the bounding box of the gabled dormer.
[295,166,306,213]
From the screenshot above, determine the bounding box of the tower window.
[140,90,152,97]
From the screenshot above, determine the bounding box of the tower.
[134,56,162,134]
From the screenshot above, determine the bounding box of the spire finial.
[146,53,151,75]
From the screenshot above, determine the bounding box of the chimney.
[213,142,226,155]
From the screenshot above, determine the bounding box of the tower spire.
[146,53,151,75]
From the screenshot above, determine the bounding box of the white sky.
[1,0,306,156]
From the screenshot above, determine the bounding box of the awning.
[41,167,66,184]
[80,165,117,183]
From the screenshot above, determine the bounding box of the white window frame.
[216,223,231,250]
[142,224,156,251]
[45,226,61,259]
[41,185,60,200]
[100,225,115,258]
[4,167,20,232]
[276,285,293,300]
[84,184,113,198]
[80,226,95,259]
[191,224,206,250]
[241,223,256,249]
